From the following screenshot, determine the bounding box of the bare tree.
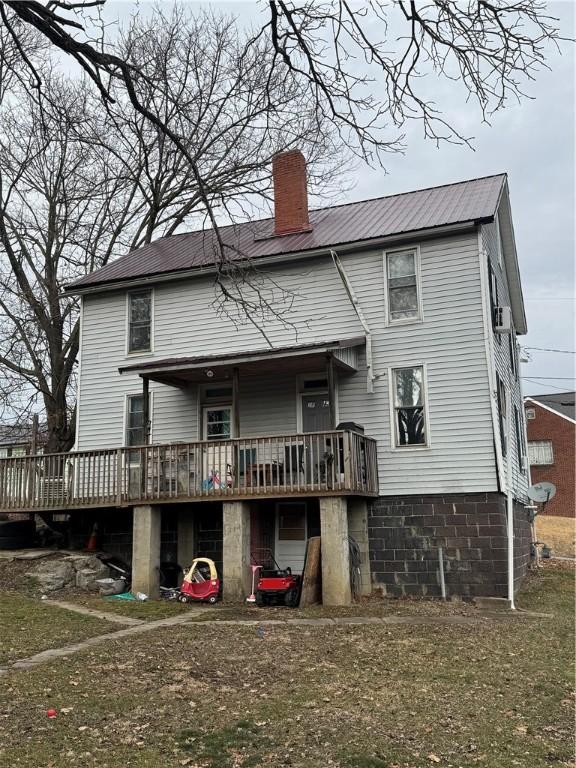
[0,9,342,451]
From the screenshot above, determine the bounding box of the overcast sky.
[101,2,575,395]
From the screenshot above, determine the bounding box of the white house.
[0,151,531,604]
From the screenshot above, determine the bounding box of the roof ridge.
[145,173,507,246]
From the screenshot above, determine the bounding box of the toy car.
[179,557,220,604]
[255,564,301,607]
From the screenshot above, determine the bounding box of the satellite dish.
[527,482,557,503]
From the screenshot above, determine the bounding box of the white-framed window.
[514,405,526,473]
[528,440,554,466]
[391,365,428,447]
[203,406,232,441]
[497,375,507,457]
[509,333,517,378]
[525,407,536,420]
[495,211,504,268]
[384,248,422,323]
[126,394,146,446]
[127,289,153,354]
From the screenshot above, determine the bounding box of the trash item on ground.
[136,591,148,601]
[179,557,220,604]
[105,591,138,601]
[256,625,265,639]
[160,586,180,601]
[46,709,57,718]
[40,594,48,600]
[95,577,126,596]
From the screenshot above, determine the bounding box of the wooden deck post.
[327,355,336,428]
[232,367,240,438]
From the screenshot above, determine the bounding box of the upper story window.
[525,407,536,420]
[385,249,421,323]
[528,440,554,466]
[509,333,517,378]
[127,290,152,353]
[488,263,501,344]
[392,366,428,447]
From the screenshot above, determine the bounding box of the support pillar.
[319,496,351,606]
[222,501,251,602]
[177,508,196,571]
[347,498,372,597]
[131,505,161,598]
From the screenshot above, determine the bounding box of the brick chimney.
[272,150,312,236]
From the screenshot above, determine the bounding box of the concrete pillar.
[131,505,161,599]
[319,496,351,606]
[177,508,195,571]
[348,498,372,597]
[222,501,251,602]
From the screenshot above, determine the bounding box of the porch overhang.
[118,337,364,386]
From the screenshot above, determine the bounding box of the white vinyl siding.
[528,440,554,466]
[78,229,499,495]
[481,214,529,501]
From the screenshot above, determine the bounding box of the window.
[204,407,232,441]
[127,290,152,353]
[126,395,145,446]
[495,212,504,268]
[385,249,421,322]
[392,366,427,447]
[497,375,507,456]
[509,333,517,378]
[514,406,526,472]
[277,503,307,541]
[528,440,554,466]
[488,263,501,343]
[525,407,535,420]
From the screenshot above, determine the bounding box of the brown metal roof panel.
[70,174,505,290]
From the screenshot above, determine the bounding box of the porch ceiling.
[119,338,363,386]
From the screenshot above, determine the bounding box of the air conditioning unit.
[494,306,512,333]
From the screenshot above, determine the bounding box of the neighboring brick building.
[524,393,575,518]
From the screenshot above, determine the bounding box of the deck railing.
[0,430,378,512]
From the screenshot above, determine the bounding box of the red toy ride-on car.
[179,557,220,604]
[255,559,301,608]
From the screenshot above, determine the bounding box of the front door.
[301,393,331,433]
[202,406,233,489]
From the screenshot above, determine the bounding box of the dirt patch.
[537,515,575,558]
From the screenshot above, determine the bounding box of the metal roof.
[526,392,575,421]
[69,174,506,291]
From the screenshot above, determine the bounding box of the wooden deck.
[0,430,378,513]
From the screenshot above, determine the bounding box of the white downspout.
[506,389,516,610]
[330,250,376,393]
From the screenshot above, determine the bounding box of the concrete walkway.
[46,599,146,626]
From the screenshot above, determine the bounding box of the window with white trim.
[128,290,152,353]
[497,375,507,456]
[385,249,421,322]
[514,405,526,473]
[525,407,535,420]
[528,440,554,466]
[392,366,427,446]
[126,395,145,446]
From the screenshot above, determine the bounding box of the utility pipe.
[506,389,516,610]
[330,250,376,393]
[438,546,446,600]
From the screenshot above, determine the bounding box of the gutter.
[329,249,376,393]
[62,221,480,297]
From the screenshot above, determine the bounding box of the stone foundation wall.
[368,492,533,599]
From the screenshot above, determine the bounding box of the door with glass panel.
[202,406,233,490]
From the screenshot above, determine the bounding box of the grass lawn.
[0,593,115,665]
[0,562,573,767]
